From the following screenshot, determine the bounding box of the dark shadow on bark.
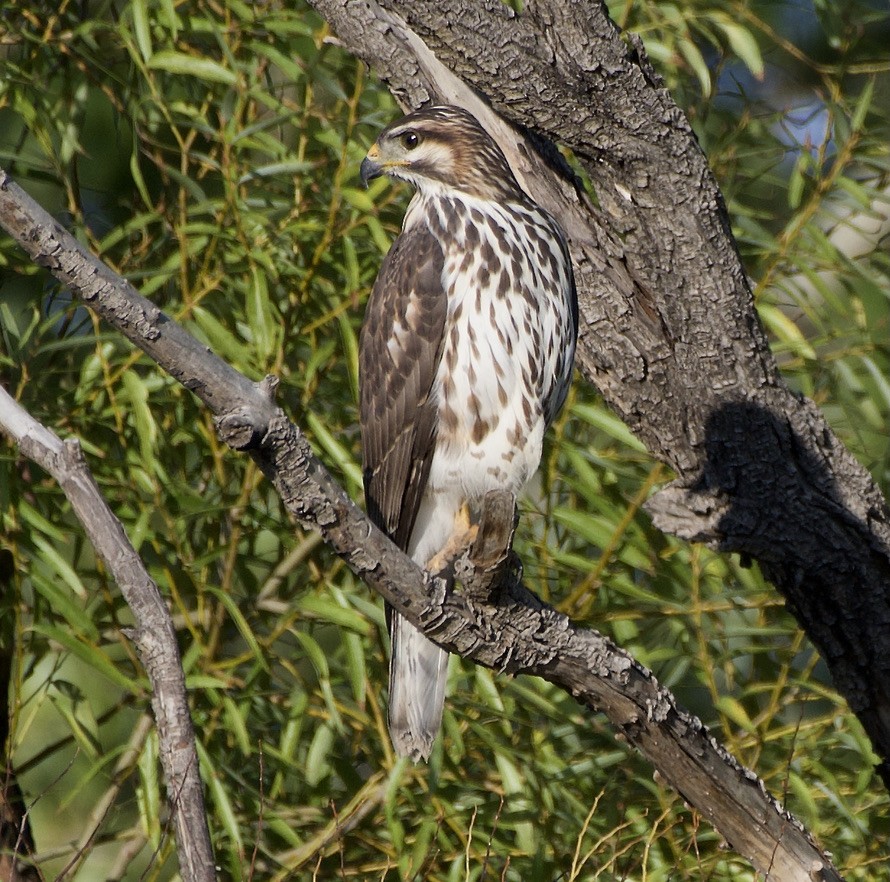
[698,401,890,789]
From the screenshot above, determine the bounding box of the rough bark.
[0,552,44,882]
[0,384,215,882]
[307,0,890,789]
[0,168,844,881]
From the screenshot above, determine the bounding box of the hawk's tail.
[388,610,449,762]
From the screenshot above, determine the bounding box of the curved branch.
[0,387,214,880]
[0,168,842,881]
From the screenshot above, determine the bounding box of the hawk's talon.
[426,521,479,575]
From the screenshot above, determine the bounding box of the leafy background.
[1,0,889,879]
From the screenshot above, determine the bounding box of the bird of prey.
[359,105,577,761]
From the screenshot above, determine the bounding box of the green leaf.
[297,594,370,634]
[715,695,756,734]
[47,679,102,759]
[191,306,256,368]
[384,760,408,851]
[131,0,153,62]
[787,153,808,210]
[158,0,180,36]
[247,265,274,362]
[247,41,305,84]
[205,586,269,671]
[137,729,162,847]
[342,630,366,705]
[197,740,244,853]
[788,770,820,824]
[147,50,238,85]
[30,563,97,639]
[223,696,252,756]
[18,499,67,543]
[32,534,88,599]
[678,38,712,97]
[340,235,360,292]
[715,20,764,81]
[338,311,360,405]
[858,355,890,414]
[32,624,141,693]
[306,410,363,492]
[850,76,875,133]
[304,722,334,787]
[129,148,153,210]
[121,369,158,469]
[494,752,524,795]
[236,159,315,184]
[341,187,376,214]
[278,689,308,764]
[758,303,817,360]
[570,403,646,452]
[364,215,393,254]
[292,629,329,679]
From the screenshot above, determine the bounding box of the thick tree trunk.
[307,0,890,784]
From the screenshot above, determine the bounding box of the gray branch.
[0,160,844,878]
[0,388,215,879]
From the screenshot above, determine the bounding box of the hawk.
[359,105,577,761]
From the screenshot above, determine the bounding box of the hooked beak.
[360,143,383,187]
[360,156,382,187]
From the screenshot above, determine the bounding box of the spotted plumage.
[359,105,577,761]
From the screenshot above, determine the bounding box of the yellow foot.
[426,503,478,573]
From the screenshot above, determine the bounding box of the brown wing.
[359,223,446,552]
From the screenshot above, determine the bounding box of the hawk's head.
[360,105,524,201]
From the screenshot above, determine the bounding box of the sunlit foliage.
[1,0,888,879]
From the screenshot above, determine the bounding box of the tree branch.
[0,385,215,882]
[0,166,844,880]
[308,0,890,789]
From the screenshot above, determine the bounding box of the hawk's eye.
[400,131,421,150]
